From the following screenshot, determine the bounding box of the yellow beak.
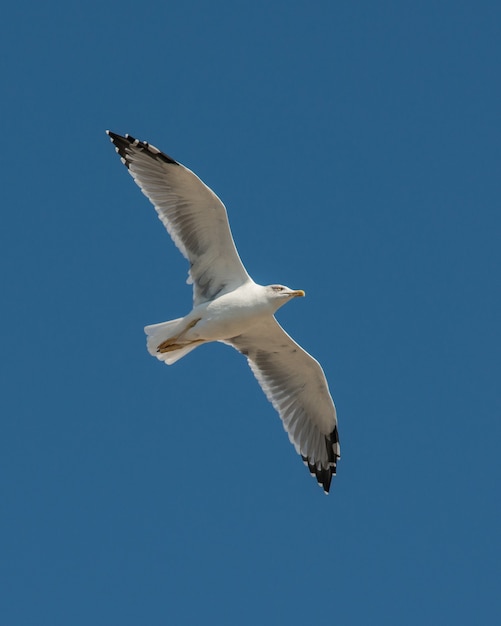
[291,289,306,297]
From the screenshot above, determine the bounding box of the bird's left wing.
[107,131,251,304]
[225,318,340,493]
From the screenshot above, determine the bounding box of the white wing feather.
[107,131,251,304]
[226,318,340,492]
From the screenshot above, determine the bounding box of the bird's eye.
[272,285,284,292]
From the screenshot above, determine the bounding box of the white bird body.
[107,131,340,493]
[187,282,275,340]
[182,282,301,339]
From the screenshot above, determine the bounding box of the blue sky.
[2,1,500,624]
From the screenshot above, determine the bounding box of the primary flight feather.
[107,131,340,493]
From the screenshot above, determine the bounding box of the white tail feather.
[144,318,203,365]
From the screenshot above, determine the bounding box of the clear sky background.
[1,1,500,624]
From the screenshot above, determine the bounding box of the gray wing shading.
[226,318,340,493]
[106,131,251,304]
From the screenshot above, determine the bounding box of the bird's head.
[266,284,305,311]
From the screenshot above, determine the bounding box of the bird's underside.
[107,130,340,493]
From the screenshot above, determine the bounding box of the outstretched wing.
[226,318,340,493]
[107,131,251,304]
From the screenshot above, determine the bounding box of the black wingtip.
[105,130,179,167]
[302,456,334,494]
[301,426,340,494]
[106,129,124,144]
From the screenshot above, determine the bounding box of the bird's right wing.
[226,317,340,493]
[107,131,251,304]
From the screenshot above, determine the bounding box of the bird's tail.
[144,318,203,365]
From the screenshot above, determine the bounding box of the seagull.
[106,131,340,493]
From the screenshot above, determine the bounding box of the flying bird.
[106,131,340,493]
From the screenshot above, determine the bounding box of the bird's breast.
[187,289,271,341]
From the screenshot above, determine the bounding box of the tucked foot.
[156,317,201,352]
[157,339,204,354]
